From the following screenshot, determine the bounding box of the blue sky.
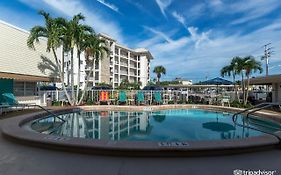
[1,0,281,82]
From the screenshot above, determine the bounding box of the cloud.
[155,0,173,18]
[172,11,185,25]
[205,0,281,25]
[208,0,223,7]
[143,26,174,43]
[18,0,125,43]
[140,20,281,81]
[96,0,119,13]
[187,27,212,48]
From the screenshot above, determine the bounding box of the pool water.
[30,109,281,141]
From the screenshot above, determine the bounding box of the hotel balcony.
[130,64,137,69]
[120,70,128,75]
[120,62,128,67]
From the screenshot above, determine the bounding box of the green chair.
[1,93,28,114]
[153,92,162,105]
[118,91,127,105]
[137,91,145,105]
[2,93,21,106]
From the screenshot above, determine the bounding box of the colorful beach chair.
[153,92,163,105]
[136,91,145,105]
[118,91,127,105]
[99,91,110,105]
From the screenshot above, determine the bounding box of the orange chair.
[99,91,109,105]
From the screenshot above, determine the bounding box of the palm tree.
[27,10,73,105]
[153,66,166,82]
[55,14,94,104]
[221,57,243,101]
[230,56,245,102]
[78,35,109,105]
[70,15,94,104]
[242,56,263,105]
[220,65,231,78]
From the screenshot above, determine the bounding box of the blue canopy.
[200,77,233,85]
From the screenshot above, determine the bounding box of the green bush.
[177,100,186,104]
[230,100,253,108]
[168,100,174,104]
[52,101,61,106]
[86,99,95,105]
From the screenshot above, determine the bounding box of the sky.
[1,0,281,82]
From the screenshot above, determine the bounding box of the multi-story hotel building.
[63,33,153,89]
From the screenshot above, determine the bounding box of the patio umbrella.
[200,77,233,102]
[200,77,233,85]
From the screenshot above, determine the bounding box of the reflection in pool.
[29,109,281,141]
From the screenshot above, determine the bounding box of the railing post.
[56,90,59,101]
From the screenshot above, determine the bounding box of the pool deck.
[0,105,281,175]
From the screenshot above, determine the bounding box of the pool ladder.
[232,102,281,146]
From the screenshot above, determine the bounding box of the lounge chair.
[221,96,230,107]
[153,92,163,105]
[136,91,145,105]
[0,93,29,114]
[99,91,110,105]
[118,91,127,105]
[1,93,29,107]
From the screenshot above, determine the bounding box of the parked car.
[142,85,163,91]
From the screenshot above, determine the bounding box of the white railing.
[39,89,241,106]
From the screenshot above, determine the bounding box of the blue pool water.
[30,109,281,141]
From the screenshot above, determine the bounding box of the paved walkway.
[0,118,281,175]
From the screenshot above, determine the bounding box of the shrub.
[52,101,61,106]
[86,99,95,105]
[230,100,253,108]
[168,100,174,104]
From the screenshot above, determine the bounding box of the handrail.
[232,103,273,121]
[1,104,65,122]
[28,104,65,122]
[232,102,281,144]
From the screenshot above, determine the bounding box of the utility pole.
[261,43,274,77]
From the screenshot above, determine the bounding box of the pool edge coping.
[1,105,281,157]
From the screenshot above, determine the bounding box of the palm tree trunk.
[51,47,73,105]
[245,75,250,105]
[62,47,65,88]
[76,49,81,105]
[233,74,237,100]
[241,73,245,104]
[157,74,160,83]
[78,61,94,105]
[70,48,75,103]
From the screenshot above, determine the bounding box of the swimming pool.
[29,109,281,141]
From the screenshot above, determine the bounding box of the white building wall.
[60,34,152,89]
[139,55,149,88]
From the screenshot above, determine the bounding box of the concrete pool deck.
[0,122,281,175]
[0,105,281,174]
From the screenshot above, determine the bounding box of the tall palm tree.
[242,56,263,105]
[153,66,166,82]
[78,35,109,105]
[231,56,245,102]
[220,65,231,78]
[59,13,94,104]
[27,10,73,105]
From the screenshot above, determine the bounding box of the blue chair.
[118,91,127,105]
[153,92,163,105]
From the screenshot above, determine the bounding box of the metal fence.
[39,89,239,106]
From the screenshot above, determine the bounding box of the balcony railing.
[120,62,128,67]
